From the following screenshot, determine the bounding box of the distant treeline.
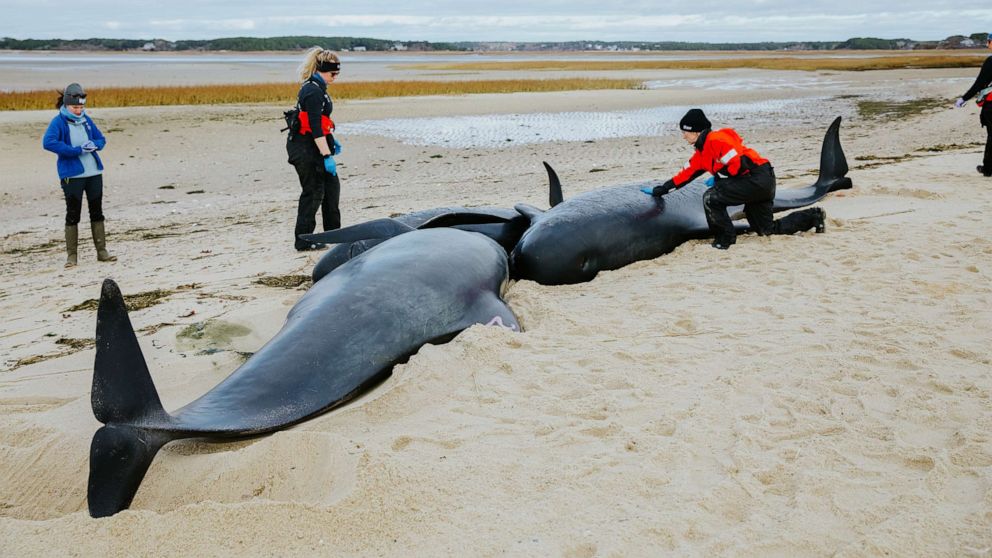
[1,33,989,52]
[0,36,467,52]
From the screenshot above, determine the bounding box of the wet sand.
[1,60,991,556]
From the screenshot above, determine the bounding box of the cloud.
[149,18,258,32]
[6,4,992,41]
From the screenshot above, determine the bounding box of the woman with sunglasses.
[286,47,343,251]
[42,83,117,268]
[954,33,992,177]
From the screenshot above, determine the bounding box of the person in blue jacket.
[42,83,116,268]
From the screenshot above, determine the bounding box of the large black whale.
[305,206,530,283]
[303,175,564,283]
[87,228,519,517]
[510,117,853,285]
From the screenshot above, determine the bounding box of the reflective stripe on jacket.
[671,128,769,187]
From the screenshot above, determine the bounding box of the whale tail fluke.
[543,162,564,207]
[93,279,167,425]
[816,116,852,193]
[89,278,174,517]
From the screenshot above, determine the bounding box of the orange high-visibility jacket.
[671,128,769,187]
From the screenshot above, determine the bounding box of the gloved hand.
[651,180,676,197]
[954,98,966,108]
[323,155,337,176]
[81,140,97,152]
[704,176,715,187]
[332,138,342,155]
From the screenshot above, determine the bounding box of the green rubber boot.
[65,225,78,268]
[91,221,117,262]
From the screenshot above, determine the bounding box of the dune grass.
[0,78,643,111]
[403,54,988,73]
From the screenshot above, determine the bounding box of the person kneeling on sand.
[42,83,117,268]
[953,32,992,177]
[650,108,825,250]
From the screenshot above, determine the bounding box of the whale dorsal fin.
[817,116,851,193]
[543,161,564,207]
[299,218,415,245]
[514,203,545,223]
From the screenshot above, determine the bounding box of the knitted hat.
[63,83,86,106]
[679,108,711,133]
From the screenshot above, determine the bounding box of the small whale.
[510,117,852,285]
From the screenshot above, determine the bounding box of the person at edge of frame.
[287,47,343,251]
[649,108,825,250]
[953,32,992,177]
[42,83,117,268]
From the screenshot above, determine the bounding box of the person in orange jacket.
[652,108,825,249]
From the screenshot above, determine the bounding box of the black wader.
[983,105,992,175]
[288,142,340,249]
[702,163,822,246]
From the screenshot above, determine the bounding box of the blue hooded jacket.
[42,110,107,179]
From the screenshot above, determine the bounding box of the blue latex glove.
[323,155,337,176]
[954,98,966,108]
[332,138,342,155]
[704,176,715,187]
[640,186,654,195]
[81,140,97,152]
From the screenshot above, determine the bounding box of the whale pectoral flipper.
[300,218,415,245]
[467,293,521,333]
[90,278,175,517]
[419,212,512,229]
[513,203,545,223]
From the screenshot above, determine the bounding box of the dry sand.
[1,62,991,556]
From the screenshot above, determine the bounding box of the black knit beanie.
[63,83,86,106]
[679,108,711,133]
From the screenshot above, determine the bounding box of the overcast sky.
[3,1,991,43]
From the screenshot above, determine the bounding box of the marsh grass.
[254,275,312,289]
[66,288,174,312]
[856,97,948,120]
[0,78,642,111]
[403,54,987,73]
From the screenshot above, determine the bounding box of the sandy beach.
[1,57,991,556]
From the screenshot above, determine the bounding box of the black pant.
[983,105,992,173]
[290,156,341,249]
[702,165,820,245]
[62,175,104,226]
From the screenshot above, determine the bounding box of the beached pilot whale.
[303,170,564,283]
[87,228,519,517]
[304,206,533,284]
[510,116,853,285]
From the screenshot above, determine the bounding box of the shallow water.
[341,98,835,148]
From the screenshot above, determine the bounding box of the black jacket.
[962,55,992,101]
